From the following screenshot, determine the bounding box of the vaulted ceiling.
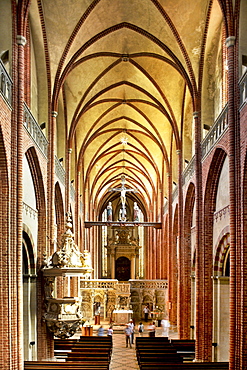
[29,0,223,218]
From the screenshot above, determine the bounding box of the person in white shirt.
[148,321,156,337]
[129,319,135,344]
[107,325,113,337]
[161,317,170,337]
[143,305,150,322]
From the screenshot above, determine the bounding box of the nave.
[1,1,247,369]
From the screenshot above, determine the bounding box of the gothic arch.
[181,181,195,338]
[25,147,50,359]
[203,148,228,360]
[213,228,230,276]
[22,225,37,361]
[170,205,178,326]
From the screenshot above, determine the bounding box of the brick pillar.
[65,148,72,214]
[16,33,27,370]
[193,111,204,360]
[226,35,241,370]
[177,148,186,338]
[48,111,58,255]
[167,171,176,324]
[74,170,81,246]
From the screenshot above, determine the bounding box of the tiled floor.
[73,320,178,370]
[105,322,178,370]
[110,333,139,370]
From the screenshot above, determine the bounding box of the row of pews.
[24,336,112,370]
[135,337,229,370]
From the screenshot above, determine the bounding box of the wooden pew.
[66,351,111,362]
[136,337,183,366]
[170,339,195,361]
[24,361,110,370]
[139,362,229,370]
[54,337,112,359]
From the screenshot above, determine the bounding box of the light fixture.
[120,133,128,145]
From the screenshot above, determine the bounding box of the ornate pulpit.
[42,213,93,338]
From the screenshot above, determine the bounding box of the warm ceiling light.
[120,135,128,145]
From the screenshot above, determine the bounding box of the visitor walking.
[97,325,104,336]
[138,322,144,337]
[129,319,135,344]
[143,305,150,322]
[148,321,156,337]
[124,324,132,348]
[161,317,170,337]
[107,325,113,337]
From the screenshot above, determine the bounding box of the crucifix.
[108,175,138,220]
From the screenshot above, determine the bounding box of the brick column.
[167,171,176,324]
[48,111,58,255]
[65,148,72,214]
[75,170,81,246]
[226,35,241,370]
[177,148,186,338]
[193,111,204,360]
[16,33,27,369]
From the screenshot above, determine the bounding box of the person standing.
[148,321,156,337]
[124,324,132,348]
[129,319,135,345]
[138,322,144,337]
[161,317,170,337]
[143,305,150,322]
[107,325,113,337]
[97,325,104,336]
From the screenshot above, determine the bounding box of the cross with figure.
[108,175,138,209]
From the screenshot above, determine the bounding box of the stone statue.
[107,201,113,221]
[133,202,140,221]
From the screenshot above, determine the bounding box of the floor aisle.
[108,323,178,370]
[73,321,178,370]
[110,332,139,370]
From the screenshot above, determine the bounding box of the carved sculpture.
[42,213,91,338]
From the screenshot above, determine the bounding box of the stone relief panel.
[79,279,168,322]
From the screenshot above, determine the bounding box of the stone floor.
[75,320,178,370]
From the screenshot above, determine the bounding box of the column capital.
[51,111,58,118]
[225,36,236,48]
[176,149,181,155]
[166,172,170,177]
[16,35,27,46]
[193,111,199,118]
[68,148,72,154]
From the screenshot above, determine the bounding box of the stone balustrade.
[23,103,48,157]
[0,59,12,104]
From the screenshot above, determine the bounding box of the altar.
[112,309,133,324]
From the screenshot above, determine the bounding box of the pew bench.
[170,339,196,361]
[139,361,229,370]
[24,361,110,370]
[66,351,111,362]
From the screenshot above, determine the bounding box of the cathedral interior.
[0,0,247,369]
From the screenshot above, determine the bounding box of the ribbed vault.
[29,0,224,218]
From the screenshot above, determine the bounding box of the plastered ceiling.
[30,0,223,216]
